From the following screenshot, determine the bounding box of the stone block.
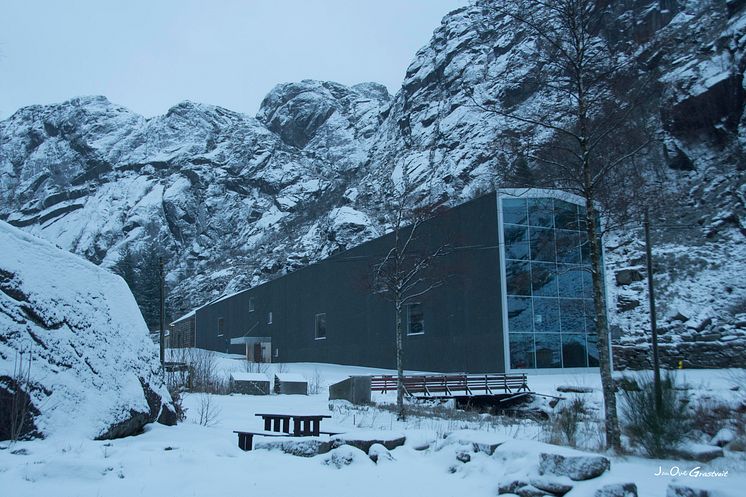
[539,452,610,481]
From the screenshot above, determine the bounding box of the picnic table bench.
[233,429,288,451]
[234,413,339,451]
[255,413,333,436]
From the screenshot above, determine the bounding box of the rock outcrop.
[0,221,175,441]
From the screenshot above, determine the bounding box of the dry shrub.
[169,348,228,394]
[691,399,732,438]
[619,372,692,458]
[307,368,323,395]
[195,393,221,427]
[541,395,602,449]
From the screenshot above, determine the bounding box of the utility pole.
[643,209,662,414]
[159,257,165,366]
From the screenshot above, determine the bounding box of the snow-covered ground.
[1,356,743,497]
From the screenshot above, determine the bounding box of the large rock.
[666,483,734,497]
[595,483,637,497]
[0,222,174,441]
[538,452,610,481]
[257,80,389,151]
[615,268,645,286]
[498,467,573,495]
[498,479,530,495]
[672,443,724,462]
[322,445,373,468]
[441,430,506,455]
[667,485,710,497]
[530,476,573,496]
[514,485,551,497]
[367,443,394,463]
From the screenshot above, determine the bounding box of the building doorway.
[230,336,272,363]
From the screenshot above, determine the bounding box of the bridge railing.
[370,373,529,397]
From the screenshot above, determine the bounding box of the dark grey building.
[178,189,604,373]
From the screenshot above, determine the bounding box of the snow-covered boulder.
[530,476,574,496]
[595,483,637,497]
[538,452,610,481]
[368,443,394,463]
[499,476,574,497]
[321,445,373,469]
[0,221,175,441]
[437,429,507,455]
[672,442,724,462]
[711,428,735,447]
[667,482,736,497]
[254,437,332,457]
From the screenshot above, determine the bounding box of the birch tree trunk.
[395,301,405,420]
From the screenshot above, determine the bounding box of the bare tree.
[471,0,661,452]
[195,393,221,427]
[371,180,448,420]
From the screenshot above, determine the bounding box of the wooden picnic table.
[254,413,332,437]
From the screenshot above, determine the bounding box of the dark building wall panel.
[195,193,506,373]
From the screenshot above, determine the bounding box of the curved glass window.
[507,297,533,333]
[562,334,587,367]
[502,194,603,369]
[535,334,561,368]
[533,298,560,333]
[509,333,535,369]
[503,198,529,225]
[506,260,532,296]
[531,262,558,297]
[504,225,530,260]
[530,227,556,262]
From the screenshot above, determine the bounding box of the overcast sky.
[0,0,465,119]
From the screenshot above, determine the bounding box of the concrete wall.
[329,376,372,404]
[232,379,270,395]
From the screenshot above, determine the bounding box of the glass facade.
[502,196,601,369]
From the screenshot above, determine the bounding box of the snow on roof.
[170,310,195,325]
[231,372,270,382]
[274,373,307,383]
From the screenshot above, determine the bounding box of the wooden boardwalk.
[370,373,530,399]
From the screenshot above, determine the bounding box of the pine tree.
[112,245,138,297]
[507,156,535,187]
[136,242,163,330]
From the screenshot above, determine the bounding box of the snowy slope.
[0,0,744,367]
[0,221,174,440]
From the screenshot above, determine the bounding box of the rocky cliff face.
[0,0,744,367]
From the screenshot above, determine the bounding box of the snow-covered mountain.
[0,0,744,367]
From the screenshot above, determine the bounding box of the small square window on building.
[315,313,327,340]
[249,297,255,312]
[274,348,279,358]
[217,317,224,337]
[407,303,424,335]
[267,311,273,325]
